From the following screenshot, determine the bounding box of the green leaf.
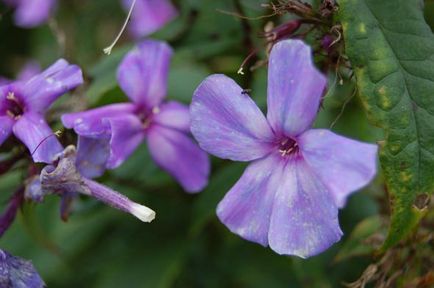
[339,0,434,250]
[334,216,384,262]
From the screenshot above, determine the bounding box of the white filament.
[103,0,137,55]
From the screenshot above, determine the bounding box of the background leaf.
[339,0,434,250]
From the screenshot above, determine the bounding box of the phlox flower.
[62,40,209,193]
[122,0,178,39]
[3,0,56,28]
[0,59,83,163]
[190,40,378,258]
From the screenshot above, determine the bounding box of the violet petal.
[298,129,378,208]
[268,159,343,258]
[153,101,190,132]
[105,114,145,169]
[267,40,326,137]
[117,40,173,108]
[12,112,63,163]
[191,74,274,161]
[17,61,41,82]
[22,59,83,114]
[61,103,136,137]
[0,116,14,146]
[13,0,55,28]
[122,0,178,38]
[147,125,210,193]
[76,136,110,179]
[217,153,284,246]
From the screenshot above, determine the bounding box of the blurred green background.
[0,0,401,287]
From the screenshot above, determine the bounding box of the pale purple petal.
[298,129,378,208]
[217,154,284,246]
[268,159,342,258]
[123,0,178,38]
[105,114,145,169]
[76,136,110,179]
[117,40,172,107]
[12,112,63,163]
[0,77,10,86]
[153,101,190,132]
[147,125,209,193]
[61,103,136,137]
[267,40,326,137]
[12,0,56,28]
[17,61,41,81]
[22,59,83,113]
[191,74,275,161]
[0,116,14,146]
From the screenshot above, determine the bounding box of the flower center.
[135,106,160,129]
[278,137,298,157]
[5,92,24,120]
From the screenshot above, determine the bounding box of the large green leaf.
[339,0,434,250]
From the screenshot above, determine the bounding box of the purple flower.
[29,145,156,223]
[4,0,56,28]
[0,249,45,288]
[190,40,378,258]
[0,59,83,164]
[122,0,178,39]
[62,40,209,193]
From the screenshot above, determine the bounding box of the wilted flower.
[3,0,56,28]
[0,249,45,288]
[0,59,82,163]
[29,145,156,223]
[190,40,378,258]
[122,0,177,39]
[62,40,209,193]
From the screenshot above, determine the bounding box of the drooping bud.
[40,146,155,223]
[0,188,24,237]
[262,20,302,42]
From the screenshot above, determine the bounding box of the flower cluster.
[0,1,380,285]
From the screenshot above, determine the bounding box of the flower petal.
[76,136,110,179]
[17,61,41,81]
[61,103,136,137]
[13,0,55,28]
[117,40,172,107]
[267,40,326,137]
[217,154,284,246]
[298,129,378,208]
[153,101,190,132]
[13,112,63,163]
[105,114,145,169]
[147,125,209,193]
[123,0,178,38]
[0,116,14,146]
[0,249,45,288]
[268,159,343,258]
[191,74,274,161]
[21,59,83,113]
